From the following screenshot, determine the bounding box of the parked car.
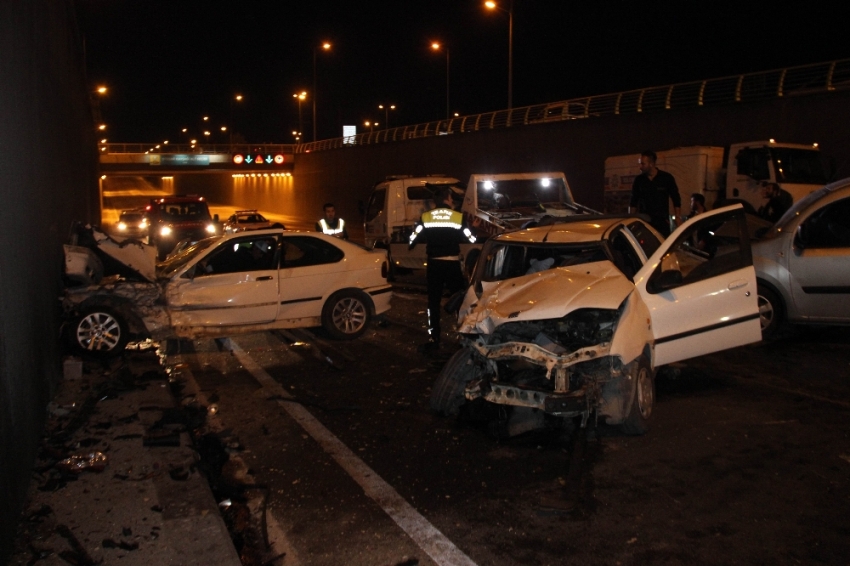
[63,227,392,355]
[753,177,850,338]
[223,210,284,233]
[145,195,218,259]
[432,207,761,435]
[114,209,148,240]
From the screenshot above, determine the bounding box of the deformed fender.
[609,291,653,367]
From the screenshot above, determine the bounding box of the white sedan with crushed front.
[63,228,392,355]
[432,206,761,435]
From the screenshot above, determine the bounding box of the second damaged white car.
[63,226,392,355]
[431,207,761,434]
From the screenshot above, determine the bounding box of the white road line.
[228,338,479,566]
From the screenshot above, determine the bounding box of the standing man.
[629,150,682,237]
[758,182,793,223]
[316,202,348,240]
[409,186,476,353]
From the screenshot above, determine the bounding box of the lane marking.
[228,338,478,566]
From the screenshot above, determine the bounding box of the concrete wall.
[289,89,850,224]
[0,1,99,559]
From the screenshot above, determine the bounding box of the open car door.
[634,205,761,367]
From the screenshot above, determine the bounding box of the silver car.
[753,178,850,338]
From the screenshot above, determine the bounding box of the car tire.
[321,289,372,340]
[622,355,654,435]
[757,284,783,340]
[430,348,476,416]
[71,306,129,356]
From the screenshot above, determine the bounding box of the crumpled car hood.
[459,260,633,335]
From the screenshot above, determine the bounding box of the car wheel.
[71,306,129,356]
[430,348,476,416]
[321,290,371,340]
[622,355,654,435]
[757,284,783,340]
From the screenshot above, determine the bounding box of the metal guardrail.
[296,58,850,154]
[100,143,297,154]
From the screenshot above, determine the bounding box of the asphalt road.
[169,289,850,566]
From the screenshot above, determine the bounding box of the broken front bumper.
[463,338,623,417]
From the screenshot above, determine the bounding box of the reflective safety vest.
[319,218,345,236]
[408,208,476,246]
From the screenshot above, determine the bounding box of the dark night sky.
[74,0,849,143]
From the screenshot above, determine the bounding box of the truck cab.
[727,141,827,209]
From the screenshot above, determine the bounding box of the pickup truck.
[364,171,594,276]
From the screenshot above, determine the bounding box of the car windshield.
[477,241,609,283]
[477,178,572,210]
[120,213,143,222]
[156,202,211,220]
[157,237,219,279]
[238,213,266,223]
[770,148,827,184]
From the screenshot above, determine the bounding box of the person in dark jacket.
[408,186,476,353]
[629,150,682,236]
[758,182,793,223]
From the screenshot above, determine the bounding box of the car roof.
[234,209,259,214]
[492,216,634,244]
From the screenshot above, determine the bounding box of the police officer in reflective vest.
[408,186,476,353]
[316,202,348,240]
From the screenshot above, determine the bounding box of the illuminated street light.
[378,104,396,129]
[220,126,227,132]
[485,0,514,109]
[431,42,450,120]
[190,139,197,144]
[98,124,106,131]
[293,91,307,137]
[96,86,107,95]
[203,116,209,121]
[313,41,332,142]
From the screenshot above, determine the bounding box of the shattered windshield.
[769,148,827,184]
[478,241,609,283]
[477,178,571,211]
[157,237,219,279]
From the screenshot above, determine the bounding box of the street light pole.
[485,0,514,109]
[431,42,450,120]
[312,42,331,142]
[378,104,396,128]
[294,91,306,138]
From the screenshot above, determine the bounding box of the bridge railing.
[296,58,850,153]
[100,143,297,154]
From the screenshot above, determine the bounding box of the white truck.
[363,172,593,275]
[604,140,828,216]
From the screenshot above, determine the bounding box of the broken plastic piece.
[56,451,108,474]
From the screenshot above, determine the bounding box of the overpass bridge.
[100,58,850,227]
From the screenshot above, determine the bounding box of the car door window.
[626,221,662,257]
[649,211,750,291]
[282,236,344,268]
[197,236,278,276]
[609,228,643,281]
[798,197,850,248]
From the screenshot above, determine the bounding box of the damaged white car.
[63,225,392,355]
[431,207,762,434]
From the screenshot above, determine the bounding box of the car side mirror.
[214,214,220,222]
[648,269,683,293]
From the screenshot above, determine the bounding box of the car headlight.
[117,222,127,231]
[160,226,172,237]
[140,219,148,229]
[205,224,217,234]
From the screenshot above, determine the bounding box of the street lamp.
[378,104,396,129]
[485,0,514,110]
[293,91,307,138]
[431,42,450,120]
[230,94,243,145]
[364,120,378,133]
[313,41,332,142]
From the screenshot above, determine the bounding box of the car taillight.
[381,261,388,279]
